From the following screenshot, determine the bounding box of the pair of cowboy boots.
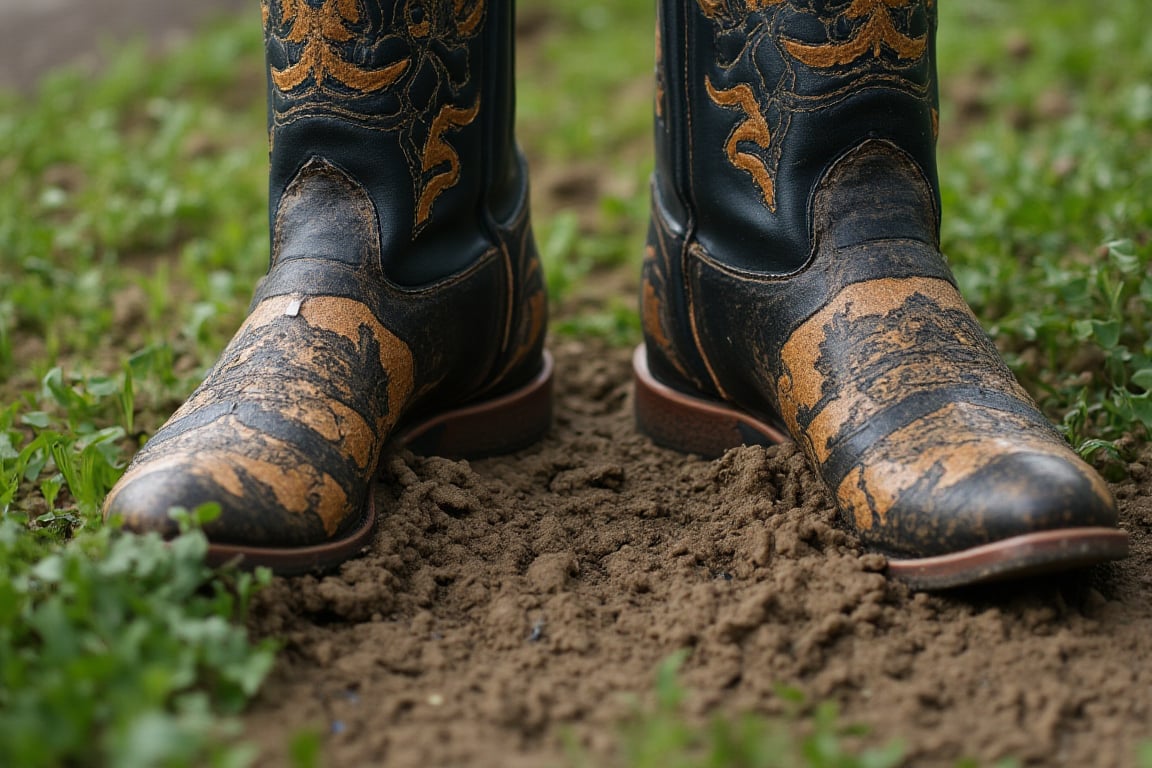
[104,0,1127,589]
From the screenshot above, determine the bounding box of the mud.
[245,338,1152,768]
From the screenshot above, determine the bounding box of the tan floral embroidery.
[694,0,931,212]
[705,78,776,210]
[268,0,410,95]
[781,0,927,69]
[264,0,488,233]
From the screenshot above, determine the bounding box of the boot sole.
[886,528,1129,590]
[632,344,1129,590]
[205,351,554,575]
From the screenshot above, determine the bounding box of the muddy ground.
[244,338,1152,768]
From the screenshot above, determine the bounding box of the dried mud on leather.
[245,339,1152,767]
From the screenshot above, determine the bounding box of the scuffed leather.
[263,0,522,286]
[643,0,1118,558]
[653,0,939,275]
[104,1,547,550]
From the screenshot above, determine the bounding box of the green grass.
[935,1,1152,455]
[518,0,655,341]
[571,653,906,768]
[0,10,275,767]
[0,507,275,768]
[0,0,1150,764]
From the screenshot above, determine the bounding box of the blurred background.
[0,0,247,90]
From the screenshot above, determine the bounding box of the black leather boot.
[104,0,550,573]
[635,0,1127,588]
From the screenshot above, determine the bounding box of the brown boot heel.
[398,350,554,460]
[632,345,787,459]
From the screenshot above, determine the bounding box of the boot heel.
[398,351,554,460]
[632,345,788,459]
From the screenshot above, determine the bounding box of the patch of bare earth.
[245,339,1152,768]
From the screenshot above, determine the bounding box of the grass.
[933,2,1152,455]
[0,0,1149,765]
[0,9,275,766]
[0,506,275,767]
[572,653,906,768]
[518,0,654,341]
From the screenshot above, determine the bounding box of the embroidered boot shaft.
[104,0,550,573]
[636,0,1127,588]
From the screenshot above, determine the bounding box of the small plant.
[0,508,276,768]
[936,3,1152,458]
[572,652,905,768]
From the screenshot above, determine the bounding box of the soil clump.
[247,339,1152,768]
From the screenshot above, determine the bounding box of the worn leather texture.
[642,0,1117,558]
[104,0,547,550]
[263,0,520,286]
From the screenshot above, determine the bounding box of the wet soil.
[245,338,1152,768]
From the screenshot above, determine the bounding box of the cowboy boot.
[635,0,1127,589]
[103,0,550,573]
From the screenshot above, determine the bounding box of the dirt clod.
[246,341,1152,768]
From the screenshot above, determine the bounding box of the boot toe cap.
[103,456,334,548]
[876,449,1119,559]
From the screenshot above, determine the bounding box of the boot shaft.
[262,0,523,285]
[654,0,941,274]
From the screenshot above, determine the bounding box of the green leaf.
[1091,319,1122,350]
[21,412,51,429]
[1132,368,1152,391]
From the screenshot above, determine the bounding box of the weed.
[936,1,1152,451]
[0,512,275,768]
[571,653,905,768]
